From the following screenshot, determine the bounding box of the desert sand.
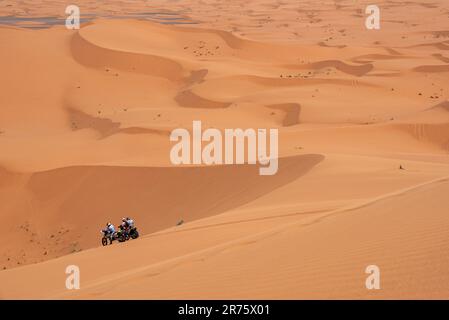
[0,0,448,299]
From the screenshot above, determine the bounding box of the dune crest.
[71,32,186,81]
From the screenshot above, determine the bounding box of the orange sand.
[0,0,448,299]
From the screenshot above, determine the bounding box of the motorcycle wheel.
[131,230,139,239]
[101,237,108,246]
[118,233,127,242]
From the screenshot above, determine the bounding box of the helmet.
[106,222,111,227]
[122,217,126,222]
[126,217,130,220]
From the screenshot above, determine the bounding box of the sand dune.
[0,0,448,299]
[2,174,449,299]
[433,53,449,63]
[175,90,232,109]
[267,103,301,126]
[0,155,322,269]
[71,31,186,81]
[284,60,374,77]
[67,107,171,138]
[429,101,449,112]
[396,123,449,150]
[413,64,449,73]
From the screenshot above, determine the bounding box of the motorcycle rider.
[126,217,135,229]
[103,222,115,241]
[120,217,130,236]
[119,217,136,237]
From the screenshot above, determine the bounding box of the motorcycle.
[116,228,129,242]
[101,229,116,246]
[117,226,139,242]
[101,226,140,246]
[129,227,140,239]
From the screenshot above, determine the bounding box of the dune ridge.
[0,154,323,269]
[71,32,186,81]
